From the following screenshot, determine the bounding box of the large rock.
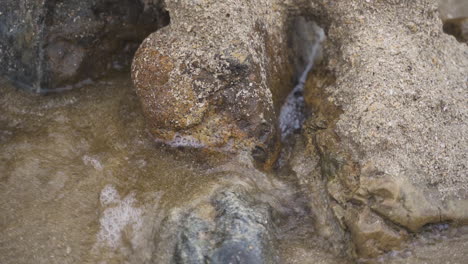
[0,0,169,92]
[132,0,306,158]
[151,178,280,264]
[172,188,277,264]
[298,0,468,258]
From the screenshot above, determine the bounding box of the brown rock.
[132,0,304,157]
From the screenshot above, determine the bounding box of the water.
[279,20,325,140]
[0,75,344,263]
[0,76,220,263]
[1,74,467,263]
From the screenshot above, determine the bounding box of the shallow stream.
[1,74,467,264]
[0,75,345,264]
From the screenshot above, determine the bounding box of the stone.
[289,135,351,257]
[298,0,468,258]
[156,186,278,264]
[132,0,305,157]
[131,0,467,259]
[0,0,169,93]
[345,207,407,258]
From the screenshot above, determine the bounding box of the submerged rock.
[151,182,279,264]
[173,188,276,264]
[0,0,169,92]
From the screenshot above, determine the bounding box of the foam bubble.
[96,185,143,249]
[168,133,205,148]
[99,184,121,206]
[82,155,103,171]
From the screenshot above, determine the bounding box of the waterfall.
[279,21,325,140]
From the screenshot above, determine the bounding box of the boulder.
[132,0,468,259]
[0,0,169,93]
[299,0,468,258]
[132,0,304,157]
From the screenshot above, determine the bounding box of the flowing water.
[0,75,347,264]
[0,75,221,263]
[0,69,467,264]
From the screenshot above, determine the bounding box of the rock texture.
[132,0,467,259]
[132,0,306,157]
[151,178,280,264]
[172,188,276,264]
[298,0,468,258]
[0,0,169,93]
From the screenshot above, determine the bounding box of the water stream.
[0,75,346,264]
[279,21,325,141]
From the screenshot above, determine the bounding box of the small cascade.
[279,20,325,140]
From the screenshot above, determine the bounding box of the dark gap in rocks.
[271,16,326,173]
[442,18,468,43]
[0,0,171,93]
[438,0,468,43]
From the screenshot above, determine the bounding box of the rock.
[132,0,303,156]
[298,0,468,258]
[345,207,407,259]
[156,186,278,264]
[289,135,351,257]
[0,0,169,93]
[131,0,467,259]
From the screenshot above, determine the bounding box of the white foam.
[167,133,205,148]
[99,184,121,206]
[96,185,143,249]
[82,155,103,171]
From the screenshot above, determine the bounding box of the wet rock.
[0,0,169,93]
[345,207,407,258]
[132,0,303,155]
[360,178,443,232]
[289,134,351,257]
[157,187,278,264]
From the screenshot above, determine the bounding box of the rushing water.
[279,21,325,141]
